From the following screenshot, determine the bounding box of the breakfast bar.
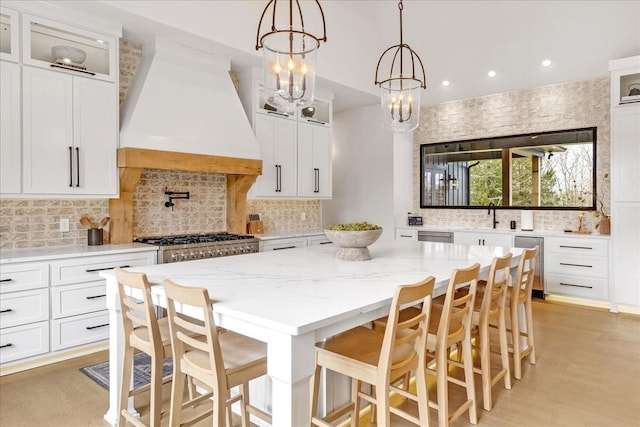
[101,239,522,427]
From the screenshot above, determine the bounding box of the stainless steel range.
[134,233,259,264]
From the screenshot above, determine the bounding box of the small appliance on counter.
[407,214,423,226]
[247,213,264,234]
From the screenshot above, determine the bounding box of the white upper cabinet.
[22,66,117,196]
[252,112,298,198]
[0,6,20,62]
[297,121,332,198]
[0,61,21,194]
[21,13,117,82]
[238,68,333,199]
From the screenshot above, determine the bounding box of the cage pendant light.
[375,0,426,132]
[256,0,327,112]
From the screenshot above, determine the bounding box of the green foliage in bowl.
[325,222,382,231]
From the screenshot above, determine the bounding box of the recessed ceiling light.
[488,70,496,77]
[442,80,450,87]
[542,59,552,67]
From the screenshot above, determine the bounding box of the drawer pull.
[273,246,296,250]
[86,294,106,300]
[400,234,413,238]
[319,241,333,245]
[0,309,13,313]
[86,323,109,330]
[559,245,592,250]
[0,278,13,282]
[85,265,131,273]
[0,343,13,349]
[560,282,593,289]
[559,262,592,268]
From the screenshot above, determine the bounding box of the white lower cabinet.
[0,247,157,368]
[544,236,609,300]
[51,310,110,351]
[0,321,49,364]
[454,231,513,247]
[259,236,308,252]
[395,228,418,241]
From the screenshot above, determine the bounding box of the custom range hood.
[111,38,262,244]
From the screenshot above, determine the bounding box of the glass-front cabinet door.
[21,13,116,82]
[0,6,19,62]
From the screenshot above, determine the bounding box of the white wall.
[322,105,395,239]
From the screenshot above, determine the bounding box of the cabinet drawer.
[0,321,49,364]
[0,289,49,329]
[259,237,307,252]
[546,237,608,256]
[0,262,49,293]
[51,282,106,319]
[546,273,608,300]
[51,310,109,351]
[396,229,417,240]
[546,254,608,277]
[307,235,332,246]
[50,252,156,286]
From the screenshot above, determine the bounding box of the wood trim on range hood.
[109,147,262,244]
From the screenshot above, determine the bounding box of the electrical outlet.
[59,218,70,232]
[301,212,306,221]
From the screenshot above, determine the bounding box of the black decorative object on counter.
[88,228,103,246]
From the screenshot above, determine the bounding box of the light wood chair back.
[163,279,271,427]
[311,276,436,427]
[508,247,538,379]
[472,253,512,411]
[114,267,172,427]
[427,263,480,427]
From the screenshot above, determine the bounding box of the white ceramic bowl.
[324,228,383,261]
[52,45,86,64]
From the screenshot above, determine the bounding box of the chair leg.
[436,345,449,427]
[239,382,250,427]
[149,354,164,427]
[498,312,512,390]
[479,324,492,411]
[415,366,430,426]
[525,300,537,364]
[169,371,186,427]
[511,304,523,380]
[310,365,322,425]
[462,336,478,424]
[350,379,360,427]
[119,346,134,425]
[375,378,391,427]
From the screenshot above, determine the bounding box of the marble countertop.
[0,243,159,264]
[395,225,610,239]
[101,239,522,336]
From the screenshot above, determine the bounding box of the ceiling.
[55,1,640,113]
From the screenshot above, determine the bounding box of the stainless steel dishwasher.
[418,230,454,243]
[514,235,544,298]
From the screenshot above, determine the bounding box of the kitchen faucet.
[488,202,499,229]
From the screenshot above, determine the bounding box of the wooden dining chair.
[507,247,538,379]
[114,268,173,427]
[424,263,480,427]
[310,276,436,427]
[163,279,272,427]
[469,253,512,411]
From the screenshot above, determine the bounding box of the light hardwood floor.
[1,300,639,426]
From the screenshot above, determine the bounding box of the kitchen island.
[101,239,522,426]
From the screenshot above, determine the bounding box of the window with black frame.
[420,127,597,210]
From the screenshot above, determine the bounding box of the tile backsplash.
[0,199,109,249]
[412,77,610,233]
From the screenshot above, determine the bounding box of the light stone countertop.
[395,225,611,239]
[0,243,159,264]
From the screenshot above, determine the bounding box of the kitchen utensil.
[99,216,111,229]
[87,228,103,246]
[79,216,92,228]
